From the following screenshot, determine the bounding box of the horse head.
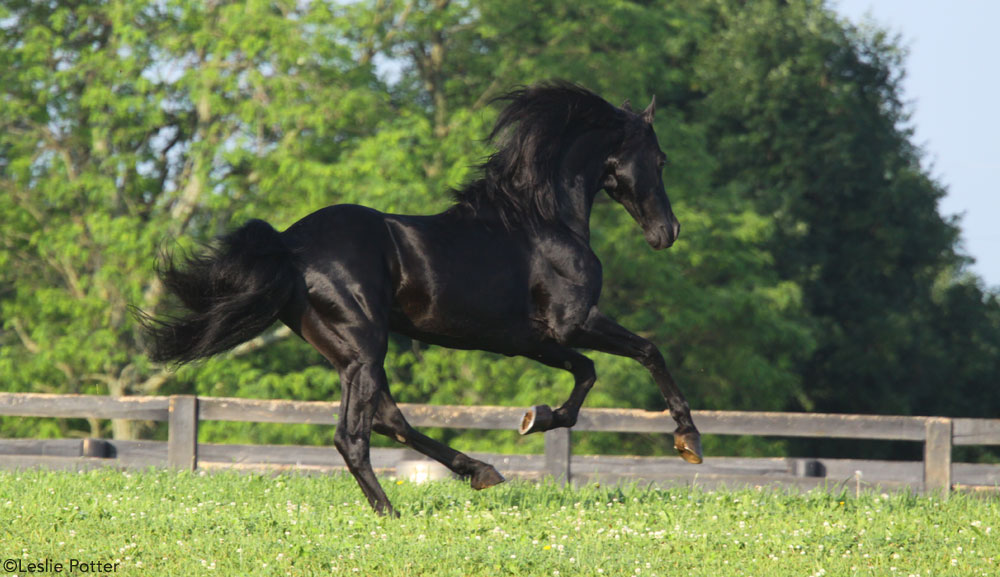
[602,96,680,250]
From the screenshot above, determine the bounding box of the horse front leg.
[517,343,596,435]
[569,308,703,464]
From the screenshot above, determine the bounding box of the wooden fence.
[1,392,999,495]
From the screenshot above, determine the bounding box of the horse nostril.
[671,219,681,242]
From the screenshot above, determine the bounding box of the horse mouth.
[644,224,675,250]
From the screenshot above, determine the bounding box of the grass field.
[0,469,996,576]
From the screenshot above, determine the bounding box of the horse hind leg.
[302,303,503,515]
[300,308,397,516]
[373,387,504,490]
[333,361,398,516]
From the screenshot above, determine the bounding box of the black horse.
[140,82,702,515]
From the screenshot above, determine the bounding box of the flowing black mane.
[455,81,625,229]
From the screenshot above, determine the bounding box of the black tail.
[137,219,299,364]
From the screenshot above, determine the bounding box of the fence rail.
[1,392,999,494]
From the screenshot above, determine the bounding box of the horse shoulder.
[527,234,602,341]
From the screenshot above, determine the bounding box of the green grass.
[0,469,996,576]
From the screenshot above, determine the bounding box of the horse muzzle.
[644,219,680,250]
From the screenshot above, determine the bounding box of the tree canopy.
[2,0,997,459]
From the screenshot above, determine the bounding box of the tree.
[0,0,381,439]
[694,0,1000,458]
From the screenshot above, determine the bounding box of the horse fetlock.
[553,406,578,428]
[451,453,483,476]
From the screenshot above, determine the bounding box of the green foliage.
[692,1,1000,459]
[0,0,381,439]
[1,0,997,462]
[3,469,999,576]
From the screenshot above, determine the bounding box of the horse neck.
[554,131,618,243]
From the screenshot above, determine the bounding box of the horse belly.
[383,214,539,344]
[392,267,532,337]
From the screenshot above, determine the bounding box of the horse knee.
[637,341,665,369]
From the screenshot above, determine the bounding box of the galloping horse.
[139,82,702,515]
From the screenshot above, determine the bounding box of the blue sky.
[834,0,1000,289]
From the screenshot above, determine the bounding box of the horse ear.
[642,95,655,124]
[621,99,633,112]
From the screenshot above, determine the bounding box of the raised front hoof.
[674,431,703,464]
[519,405,554,435]
[470,465,505,491]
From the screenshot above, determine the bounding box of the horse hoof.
[519,405,554,435]
[471,465,505,490]
[674,431,703,464]
[374,503,400,518]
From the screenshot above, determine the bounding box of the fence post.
[544,428,571,484]
[168,395,198,471]
[923,417,952,497]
